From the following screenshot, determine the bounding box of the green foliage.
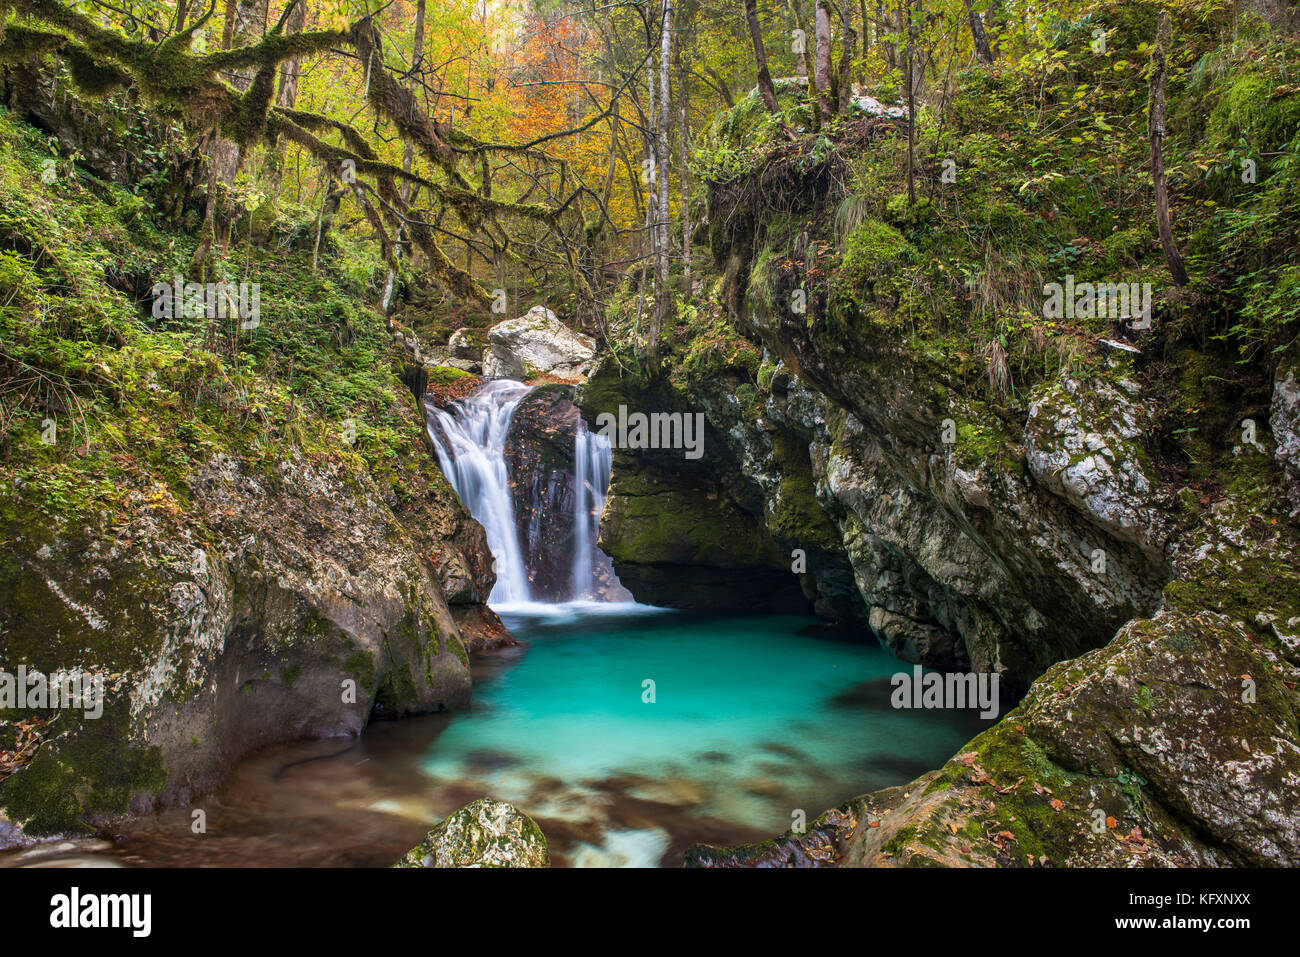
[0,105,449,539]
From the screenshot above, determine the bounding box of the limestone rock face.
[1025,374,1172,560]
[395,798,550,868]
[0,451,487,837]
[481,306,596,381]
[580,347,1170,690]
[577,359,814,613]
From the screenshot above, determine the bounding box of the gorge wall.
[579,96,1300,864]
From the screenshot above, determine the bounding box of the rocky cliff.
[584,9,1300,862]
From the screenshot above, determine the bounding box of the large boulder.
[395,798,550,868]
[481,306,596,381]
[447,327,483,361]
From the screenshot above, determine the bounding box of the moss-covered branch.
[6,0,587,304]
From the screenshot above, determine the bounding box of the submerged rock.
[395,798,550,868]
[481,306,596,381]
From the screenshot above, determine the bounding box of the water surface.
[1,607,992,868]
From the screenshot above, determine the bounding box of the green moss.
[342,649,378,697]
[840,219,912,284]
[0,750,86,835]
[0,707,167,836]
[768,431,841,550]
[882,823,918,856]
[374,662,417,713]
[427,365,472,386]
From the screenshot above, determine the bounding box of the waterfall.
[426,379,625,606]
[426,380,534,603]
[571,426,615,600]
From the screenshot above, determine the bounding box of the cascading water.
[426,378,625,605]
[571,427,614,600]
[426,380,533,602]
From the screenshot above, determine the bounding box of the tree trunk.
[212,0,268,186]
[966,0,995,63]
[383,0,426,315]
[676,37,692,292]
[838,1,856,114]
[651,0,673,354]
[905,0,915,206]
[1149,10,1188,286]
[744,0,780,112]
[788,0,819,131]
[264,0,308,202]
[791,0,811,78]
[814,1,832,121]
[884,0,896,71]
[986,0,1004,57]
[201,0,269,258]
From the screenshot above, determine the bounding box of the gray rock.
[448,327,482,361]
[0,451,485,836]
[481,306,595,381]
[1273,363,1300,517]
[1024,373,1172,560]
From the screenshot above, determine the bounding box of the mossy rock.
[394,798,550,868]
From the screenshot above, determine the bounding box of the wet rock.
[576,359,816,613]
[503,385,629,602]
[869,606,969,671]
[395,798,550,868]
[686,805,853,867]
